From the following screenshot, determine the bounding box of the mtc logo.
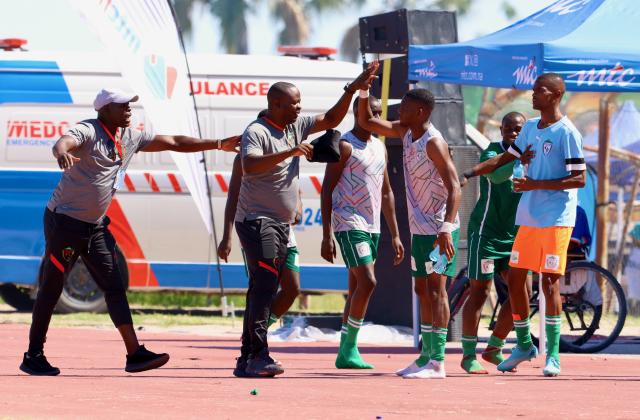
[568,63,636,88]
[512,59,537,87]
[144,54,177,100]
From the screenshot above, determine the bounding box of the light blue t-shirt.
[507,116,585,228]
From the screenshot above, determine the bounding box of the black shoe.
[20,352,60,376]
[125,345,170,373]
[246,353,284,377]
[233,356,249,378]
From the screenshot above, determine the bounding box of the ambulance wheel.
[0,284,35,312]
[38,247,129,314]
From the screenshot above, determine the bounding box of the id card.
[113,169,125,190]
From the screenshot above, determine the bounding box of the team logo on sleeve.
[543,140,553,155]
[62,246,75,262]
[510,251,520,264]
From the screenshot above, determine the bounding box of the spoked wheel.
[529,261,626,353]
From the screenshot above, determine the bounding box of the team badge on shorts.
[355,242,371,258]
[543,140,553,155]
[481,259,495,274]
[544,254,561,270]
[510,251,520,264]
[62,246,75,262]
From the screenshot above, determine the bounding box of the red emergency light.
[277,46,337,60]
[0,38,28,51]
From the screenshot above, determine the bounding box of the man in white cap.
[20,88,239,376]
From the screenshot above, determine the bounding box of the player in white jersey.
[357,76,461,379]
[321,96,404,369]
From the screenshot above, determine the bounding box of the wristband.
[217,139,222,150]
[438,222,456,234]
[359,89,369,99]
[463,169,475,179]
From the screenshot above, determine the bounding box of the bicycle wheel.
[530,262,626,353]
[559,261,627,353]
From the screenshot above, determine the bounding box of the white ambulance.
[0,40,359,312]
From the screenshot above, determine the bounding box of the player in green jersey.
[461,112,526,374]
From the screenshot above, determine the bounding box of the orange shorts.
[509,226,572,275]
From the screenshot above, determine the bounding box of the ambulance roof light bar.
[277,46,337,60]
[0,38,28,51]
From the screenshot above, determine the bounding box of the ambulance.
[0,40,360,312]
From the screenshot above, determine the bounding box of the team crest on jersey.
[543,140,553,155]
[481,259,495,274]
[62,246,75,262]
[510,251,520,264]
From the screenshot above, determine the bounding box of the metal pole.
[167,0,225,301]
[538,275,546,357]
[379,58,392,143]
[412,277,420,348]
[596,95,612,270]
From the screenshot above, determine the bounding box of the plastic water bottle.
[512,160,525,179]
[429,245,449,274]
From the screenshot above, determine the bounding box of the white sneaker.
[395,361,421,377]
[403,360,446,379]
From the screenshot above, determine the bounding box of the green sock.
[461,335,478,358]
[417,324,432,367]
[513,315,532,350]
[430,327,448,362]
[267,313,279,328]
[339,323,348,350]
[545,315,562,360]
[482,335,506,366]
[335,316,373,369]
[487,335,505,349]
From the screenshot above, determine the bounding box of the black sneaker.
[233,356,249,378]
[20,352,60,376]
[245,353,284,377]
[125,345,170,373]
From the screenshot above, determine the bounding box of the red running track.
[1,324,639,419]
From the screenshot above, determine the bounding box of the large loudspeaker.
[359,9,457,54]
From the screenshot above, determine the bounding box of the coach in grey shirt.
[20,88,239,377]
[233,63,379,378]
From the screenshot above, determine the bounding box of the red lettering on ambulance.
[29,121,41,138]
[216,83,229,95]
[230,82,243,95]
[245,82,257,96]
[259,82,269,95]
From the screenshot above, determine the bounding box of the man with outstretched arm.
[321,95,404,370]
[357,79,461,379]
[233,63,378,378]
[20,88,240,376]
[462,73,586,377]
[460,111,525,374]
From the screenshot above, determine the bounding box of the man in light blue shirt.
[462,73,586,377]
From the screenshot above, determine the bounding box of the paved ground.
[1,324,639,419]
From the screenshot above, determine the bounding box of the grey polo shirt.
[47,119,154,223]
[236,116,315,224]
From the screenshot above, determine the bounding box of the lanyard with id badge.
[97,120,126,190]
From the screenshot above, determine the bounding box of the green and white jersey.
[402,123,460,235]
[332,131,386,233]
[467,141,521,242]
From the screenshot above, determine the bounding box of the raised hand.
[349,61,380,91]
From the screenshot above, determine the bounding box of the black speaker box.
[359,9,457,55]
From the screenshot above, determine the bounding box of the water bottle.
[512,160,525,179]
[429,245,449,274]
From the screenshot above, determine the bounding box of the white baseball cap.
[93,88,139,111]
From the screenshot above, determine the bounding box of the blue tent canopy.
[409,0,640,92]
